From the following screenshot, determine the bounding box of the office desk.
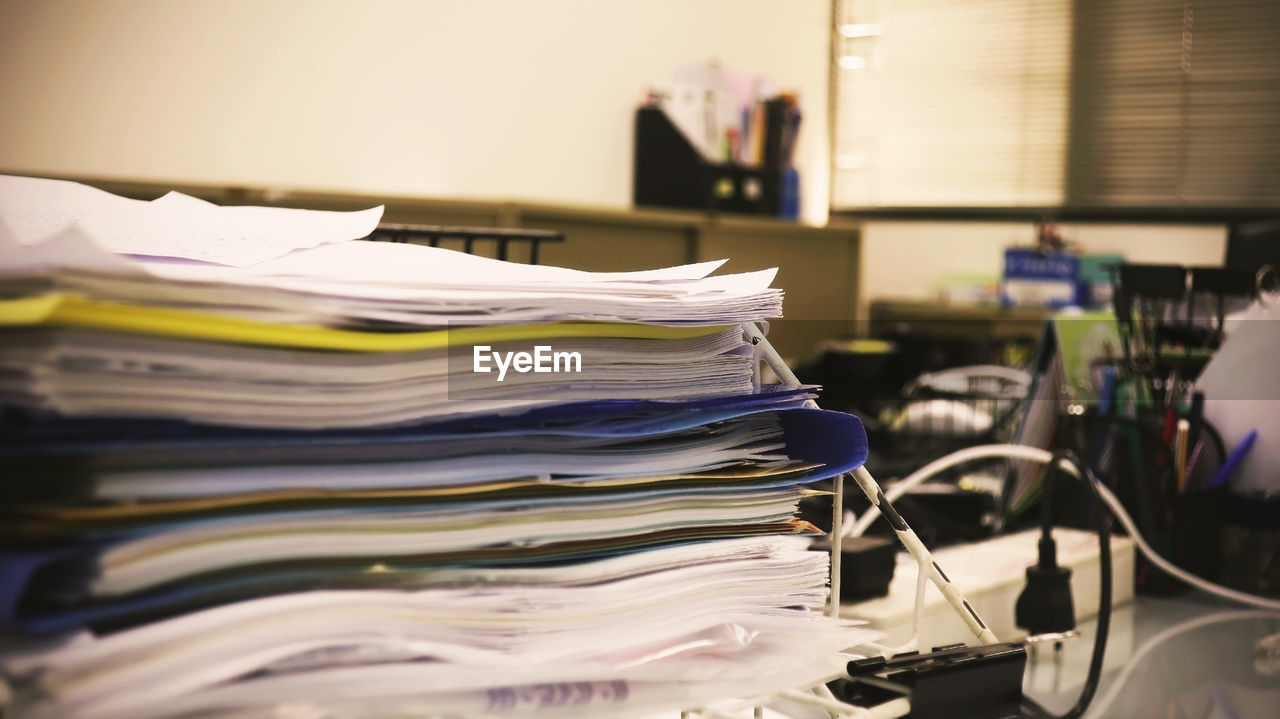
[1025,592,1280,719]
[868,300,1049,342]
[652,597,1277,719]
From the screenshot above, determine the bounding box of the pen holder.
[1218,491,1280,596]
[1172,489,1280,597]
[1171,490,1224,584]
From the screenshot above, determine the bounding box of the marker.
[1090,367,1117,480]
[1174,419,1189,492]
[1187,391,1204,448]
[1208,430,1258,491]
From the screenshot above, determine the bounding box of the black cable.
[1021,450,1113,719]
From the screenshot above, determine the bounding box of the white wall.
[858,220,1229,305]
[0,0,832,223]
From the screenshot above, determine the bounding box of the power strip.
[841,528,1134,648]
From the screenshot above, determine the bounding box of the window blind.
[831,0,1071,208]
[833,0,1280,212]
[1068,0,1280,209]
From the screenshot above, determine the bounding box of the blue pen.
[1089,367,1117,480]
[1099,367,1116,416]
[1208,429,1258,490]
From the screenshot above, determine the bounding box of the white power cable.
[847,443,1280,612]
[1092,480,1280,611]
[848,444,1022,537]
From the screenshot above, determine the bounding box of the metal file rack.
[368,223,564,264]
[727,323,999,718]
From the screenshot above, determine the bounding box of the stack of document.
[0,176,872,718]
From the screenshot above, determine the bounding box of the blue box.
[1001,249,1085,308]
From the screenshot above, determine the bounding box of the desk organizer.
[633,105,785,216]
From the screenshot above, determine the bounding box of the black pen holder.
[1171,490,1225,583]
[1172,490,1280,597]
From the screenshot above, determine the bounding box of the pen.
[1208,429,1258,491]
[1099,367,1116,415]
[1174,419,1189,493]
[1187,391,1204,448]
[1183,437,1205,491]
[1089,367,1117,481]
[1161,406,1176,447]
[1159,405,1179,498]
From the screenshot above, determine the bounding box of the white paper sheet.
[1196,297,1280,493]
[0,174,383,267]
[242,239,728,284]
[5,539,866,719]
[0,175,148,244]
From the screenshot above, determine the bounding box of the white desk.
[1025,592,1280,719]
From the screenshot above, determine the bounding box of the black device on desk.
[832,642,1029,719]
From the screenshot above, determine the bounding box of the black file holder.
[632,106,781,215]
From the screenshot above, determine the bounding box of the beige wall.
[0,0,832,224]
[858,220,1228,306]
[0,0,1235,307]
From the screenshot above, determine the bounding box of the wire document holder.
[695,323,1000,719]
[363,227,994,717]
[368,224,564,264]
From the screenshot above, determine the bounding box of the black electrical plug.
[1015,535,1075,637]
[1020,451,1113,719]
[1017,450,1079,643]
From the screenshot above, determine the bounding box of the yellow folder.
[0,293,730,352]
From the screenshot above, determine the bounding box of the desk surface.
[1024,592,1280,719]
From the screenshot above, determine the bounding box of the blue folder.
[0,387,817,459]
[1,407,865,636]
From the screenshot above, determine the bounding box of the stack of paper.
[1,179,782,426]
[0,176,872,718]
